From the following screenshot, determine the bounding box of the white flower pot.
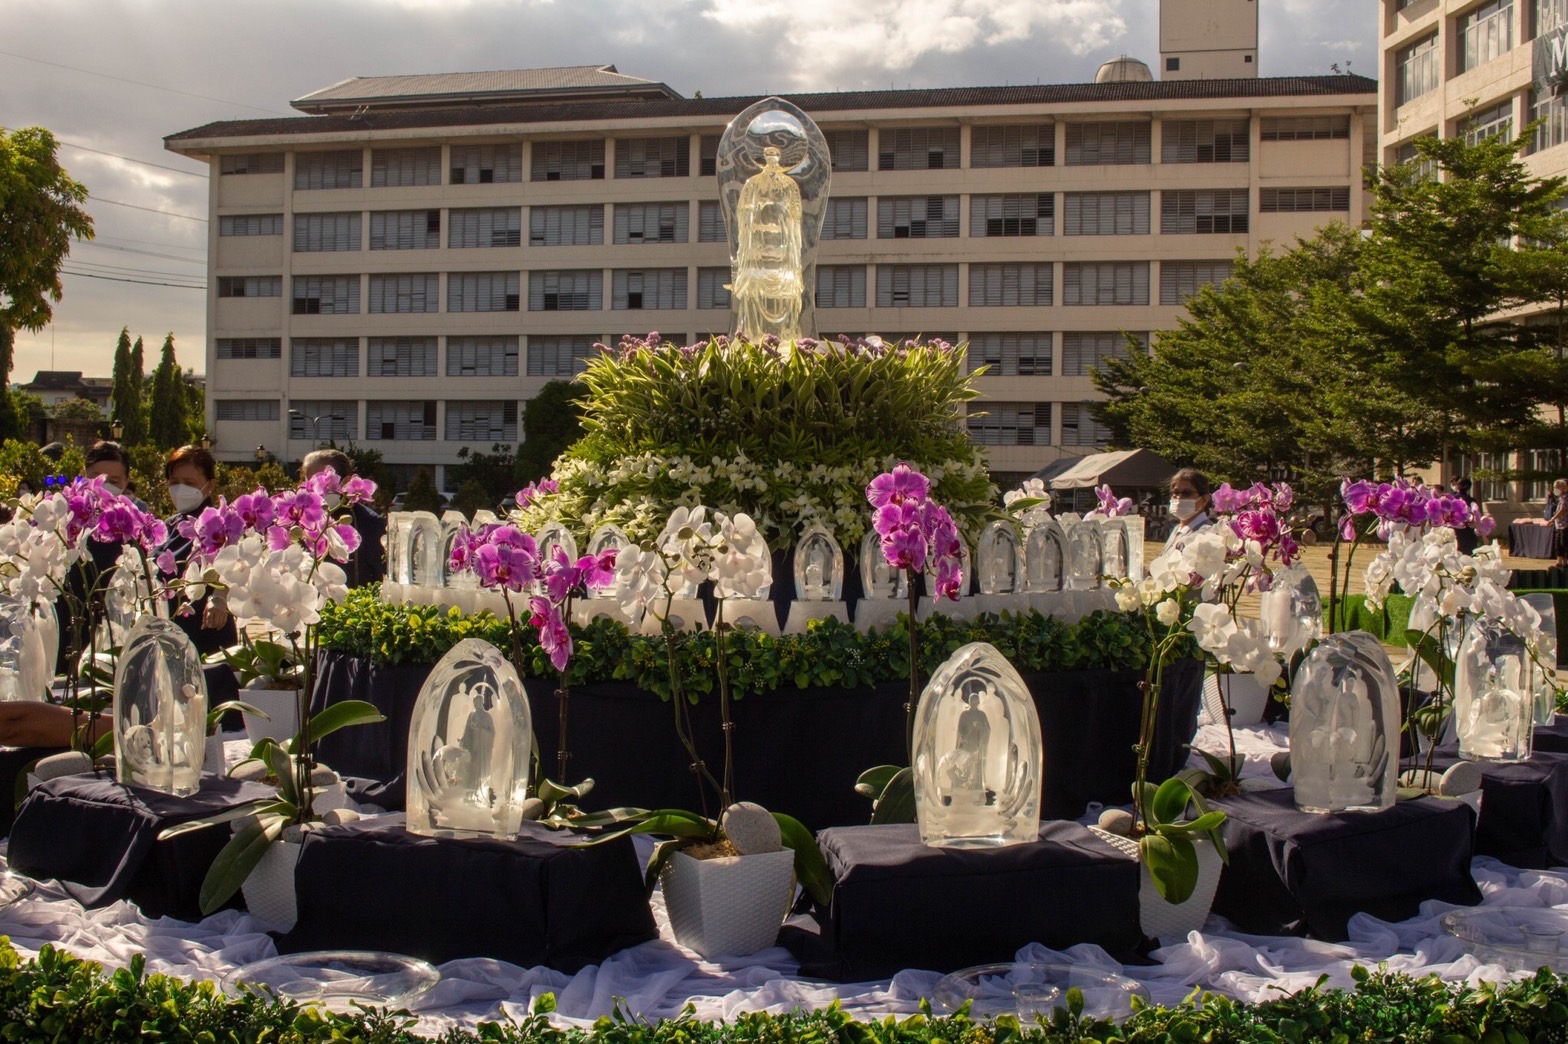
[1091,828,1223,944]
[242,683,301,744]
[203,734,227,775]
[660,848,795,959]
[1202,672,1271,728]
[241,837,302,930]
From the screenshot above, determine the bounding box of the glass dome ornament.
[0,596,42,703]
[1288,631,1399,813]
[405,512,441,587]
[1261,571,1322,658]
[1024,520,1066,593]
[1454,620,1534,763]
[976,521,1021,596]
[1064,518,1103,592]
[406,638,533,839]
[1520,593,1557,726]
[716,97,832,345]
[793,525,844,601]
[912,642,1043,848]
[112,617,209,797]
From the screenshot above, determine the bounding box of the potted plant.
[223,637,301,743]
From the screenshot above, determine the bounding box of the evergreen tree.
[109,327,137,441]
[147,333,190,450]
[402,467,443,513]
[126,335,147,445]
[0,328,20,443]
[514,380,584,483]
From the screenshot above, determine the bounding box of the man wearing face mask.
[54,441,138,673]
[1161,468,1215,554]
[300,449,386,587]
[156,446,238,656]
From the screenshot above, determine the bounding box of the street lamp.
[255,444,268,465]
[110,418,124,441]
[199,433,213,450]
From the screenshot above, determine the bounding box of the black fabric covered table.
[1210,788,1480,941]
[0,746,67,837]
[1422,747,1568,869]
[779,821,1143,981]
[275,813,655,970]
[1509,523,1557,561]
[7,772,276,920]
[312,650,1202,831]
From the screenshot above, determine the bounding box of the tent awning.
[1048,448,1177,491]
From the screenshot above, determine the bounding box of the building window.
[699,135,720,177]
[1540,0,1568,35]
[1259,116,1350,141]
[1459,0,1514,73]
[816,266,867,308]
[527,335,596,376]
[612,268,687,309]
[1160,260,1234,304]
[1161,189,1250,233]
[1064,122,1152,165]
[217,275,282,298]
[214,399,280,421]
[450,143,522,184]
[820,198,869,240]
[696,268,732,309]
[293,212,361,252]
[531,139,605,182]
[1533,89,1568,153]
[449,207,522,248]
[877,127,961,171]
[1464,99,1516,144]
[371,146,441,187]
[966,402,1051,445]
[291,275,360,315]
[1063,262,1150,305]
[966,333,1052,376]
[1059,402,1112,447]
[294,150,362,190]
[1259,187,1351,212]
[970,194,1054,237]
[367,273,438,313]
[1166,57,1180,71]
[449,272,521,312]
[370,209,440,250]
[219,153,283,175]
[1062,332,1147,376]
[1063,192,1151,235]
[615,137,690,178]
[1395,137,1441,179]
[877,195,960,238]
[529,270,603,311]
[219,214,283,237]
[367,336,438,376]
[825,129,871,172]
[288,401,357,441]
[1163,119,1250,162]
[445,401,518,442]
[215,337,281,359]
[697,201,725,243]
[365,401,436,441]
[614,202,688,244]
[1396,33,1440,106]
[876,264,958,307]
[1528,447,1564,500]
[290,338,359,378]
[529,204,604,246]
[968,263,1053,307]
[447,335,519,377]
[970,125,1055,167]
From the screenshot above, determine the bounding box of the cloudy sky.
[1,0,1374,382]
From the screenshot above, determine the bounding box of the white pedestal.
[724,599,782,636]
[853,599,906,633]
[783,600,847,635]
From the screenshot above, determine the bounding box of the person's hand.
[202,601,230,630]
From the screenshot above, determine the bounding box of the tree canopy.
[0,127,93,333]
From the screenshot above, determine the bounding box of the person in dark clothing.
[1452,476,1482,555]
[157,445,238,656]
[54,442,135,673]
[300,449,386,587]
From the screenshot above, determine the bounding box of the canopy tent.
[1047,448,1177,491]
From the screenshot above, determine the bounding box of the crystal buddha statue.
[728,146,804,343]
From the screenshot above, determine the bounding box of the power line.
[96,233,206,253]
[0,50,291,115]
[60,268,205,289]
[88,195,207,222]
[59,140,207,178]
[79,241,206,266]
[66,257,208,280]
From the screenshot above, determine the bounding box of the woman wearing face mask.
[157,445,238,655]
[1162,468,1215,553]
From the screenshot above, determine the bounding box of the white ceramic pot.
[660,848,795,959]
[203,734,227,775]
[1202,672,1271,728]
[241,838,302,930]
[241,682,301,744]
[1091,828,1224,944]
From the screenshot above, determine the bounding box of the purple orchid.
[515,479,560,510]
[528,596,573,672]
[867,466,964,602]
[866,463,931,509]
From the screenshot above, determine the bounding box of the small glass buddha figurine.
[1261,571,1322,657]
[793,525,844,601]
[1454,620,1534,762]
[1024,520,1066,593]
[534,522,578,570]
[437,511,469,588]
[1289,632,1398,813]
[1064,518,1103,591]
[406,512,441,587]
[113,617,209,796]
[976,521,1020,596]
[859,529,908,600]
[1100,520,1128,581]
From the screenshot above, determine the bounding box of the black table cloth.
[0,746,67,837]
[781,821,1143,981]
[276,813,655,971]
[1210,788,1480,941]
[7,772,276,920]
[1424,747,1568,868]
[1509,522,1557,561]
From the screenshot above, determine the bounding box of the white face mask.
[1170,497,1198,521]
[324,493,343,511]
[169,483,206,514]
[104,483,124,497]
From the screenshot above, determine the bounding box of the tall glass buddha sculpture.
[113,617,208,796]
[1289,631,1398,813]
[717,97,831,346]
[1520,593,1558,726]
[782,524,844,633]
[407,639,533,839]
[1261,570,1322,658]
[912,642,1042,847]
[1455,620,1534,762]
[1024,520,1066,593]
[1064,518,1103,592]
[854,528,907,631]
[976,521,1020,596]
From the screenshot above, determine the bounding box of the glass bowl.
[1441,907,1568,972]
[225,950,440,1011]
[932,961,1150,1022]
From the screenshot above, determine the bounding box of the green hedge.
[314,587,1166,701]
[1326,595,1415,646]
[6,937,1568,1043]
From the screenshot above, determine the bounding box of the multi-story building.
[1380,0,1567,503]
[166,62,1376,489]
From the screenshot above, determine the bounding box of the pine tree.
[148,333,190,450]
[109,327,136,442]
[126,335,147,445]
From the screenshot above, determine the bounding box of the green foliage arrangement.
[315,587,1154,699]
[515,336,996,550]
[0,438,85,498]
[5,936,1568,1043]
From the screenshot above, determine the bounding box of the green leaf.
[1141,832,1198,904]
[302,700,386,747]
[1149,776,1195,826]
[198,812,287,915]
[537,777,596,805]
[773,811,833,908]
[574,808,718,848]
[854,764,903,800]
[869,767,916,825]
[157,798,291,841]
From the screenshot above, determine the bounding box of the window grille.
[1259,116,1350,141]
[370,209,441,250]
[450,143,522,184]
[1161,189,1250,233]
[219,214,282,236]
[614,137,690,178]
[1062,332,1146,375]
[367,273,438,313]
[294,150,362,190]
[288,401,357,440]
[1064,122,1151,165]
[290,338,359,378]
[527,336,597,376]
[876,264,958,307]
[1063,192,1150,235]
[612,268,687,309]
[966,402,1052,445]
[822,198,869,239]
[970,194,1053,237]
[1160,260,1234,304]
[371,146,441,187]
[825,130,870,171]
[1258,187,1351,212]
[530,140,605,181]
[1062,262,1150,306]
[529,270,602,311]
[966,333,1053,375]
[1163,119,1251,162]
[970,125,1055,167]
[697,268,732,309]
[367,336,438,376]
[614,202,689,244]
[529,205,603,246]
[968,264,1053,307]
[449,207,522,248]
[815,266,867,308]
[445,401,518,442]
[218,276,282,297]
[291,275,359,315]
[220,153,283,175]
[447,336,519,376]
[293,212,361,252]
[448,271,520,312]
[214,400,279,421]
[876,196,959,238]
[877,127,961,170]
[215,337,281,359]
[364,401,437,441]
